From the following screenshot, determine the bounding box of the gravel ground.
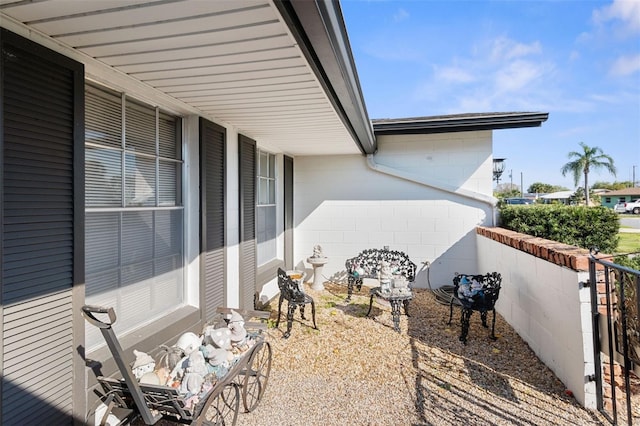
[130,282,633,426]
[236,282,610,426]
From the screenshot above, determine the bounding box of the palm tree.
[561,142,616,206]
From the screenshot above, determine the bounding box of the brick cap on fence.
[476,226,604,272]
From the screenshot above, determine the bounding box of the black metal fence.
[589,252,640,425]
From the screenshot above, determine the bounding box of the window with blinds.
[85,83,184,350]
[257,150,277,265]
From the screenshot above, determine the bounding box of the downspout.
[366,154,499,226]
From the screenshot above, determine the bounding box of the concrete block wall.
[373,131,495,195]
[293,130,495,289]
[476,226,596,408]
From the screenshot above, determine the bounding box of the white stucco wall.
[293,131,496,288]
[476,234,596,408]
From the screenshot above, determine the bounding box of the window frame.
[256,149,278,266]
[84,82,185,351]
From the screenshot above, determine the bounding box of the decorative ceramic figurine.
[470,278,483,297]
[159,344,184,371]
[391,275,409,295]
[379,260,393,293]
[227,310,247,346]
[139,366,170,385]
[311,244,325,258]
[201,344,233,367]
[392,275,408,289]
[202,326,232,350]
[180,351,208,395]
[352,263,365,278]
[167,354,189,385]
[458,276,482,302]
[174,332,202,356]
[139,371,161,385]
[131,349,155,380]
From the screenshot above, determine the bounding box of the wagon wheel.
[240,341,272,413]
[197,382,239,426]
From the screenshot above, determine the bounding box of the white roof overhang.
[0,0,376,156]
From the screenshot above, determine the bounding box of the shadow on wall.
[414,230,481,290]
[1,377,76,424]
[293,258,349,287]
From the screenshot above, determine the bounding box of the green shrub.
[613,255,640,271]
[498,205,620,253]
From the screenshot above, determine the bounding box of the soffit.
[0,0,362,156]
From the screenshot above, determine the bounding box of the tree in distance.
[591,181,635,190]
[527,182,569,194]
[561,142,616,206]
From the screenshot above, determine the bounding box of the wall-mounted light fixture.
[493,158,506,185]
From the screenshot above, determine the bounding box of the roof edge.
[372,112,549,135]
[274,0,376,154]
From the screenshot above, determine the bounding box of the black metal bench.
[345,248,416,301]
[448,272,502,344]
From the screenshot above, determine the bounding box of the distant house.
[540,190,574,204]
[600,188,640,209]
[0,1,548,422]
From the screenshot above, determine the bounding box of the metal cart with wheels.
[82,305,272,425]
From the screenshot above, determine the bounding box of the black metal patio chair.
[448,272,502,344]
[276,268,317,338]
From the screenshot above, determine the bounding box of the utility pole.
[521,172,524,197]
[633,165,637,187]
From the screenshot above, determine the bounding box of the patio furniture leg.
[346,277,364,302]
[276,295,284,328]
[284,303,296,339]
[402,299,410,317]
[480,310,488,328]
[346,278,354,301]
[390,299,402,333]
[311,300,317,329]
[490,310,497,340]
[366,293,375,317]
[299,304,307,320]
[460,307,473,344]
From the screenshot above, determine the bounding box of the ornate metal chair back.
[277,268,306,302]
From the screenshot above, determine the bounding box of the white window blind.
[257,150,276,265]
[84,83,184,350]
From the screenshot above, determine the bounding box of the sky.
[340,0,640,191]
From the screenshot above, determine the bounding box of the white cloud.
[609,53,640,76]
[593,0,640,35]
[412,36,560,113]
[392,8,409,23]
[576,31,592,44]
[589,89,640,106]
[493,60,549,94]
[490,37,542,61]
[433,66,475,83]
